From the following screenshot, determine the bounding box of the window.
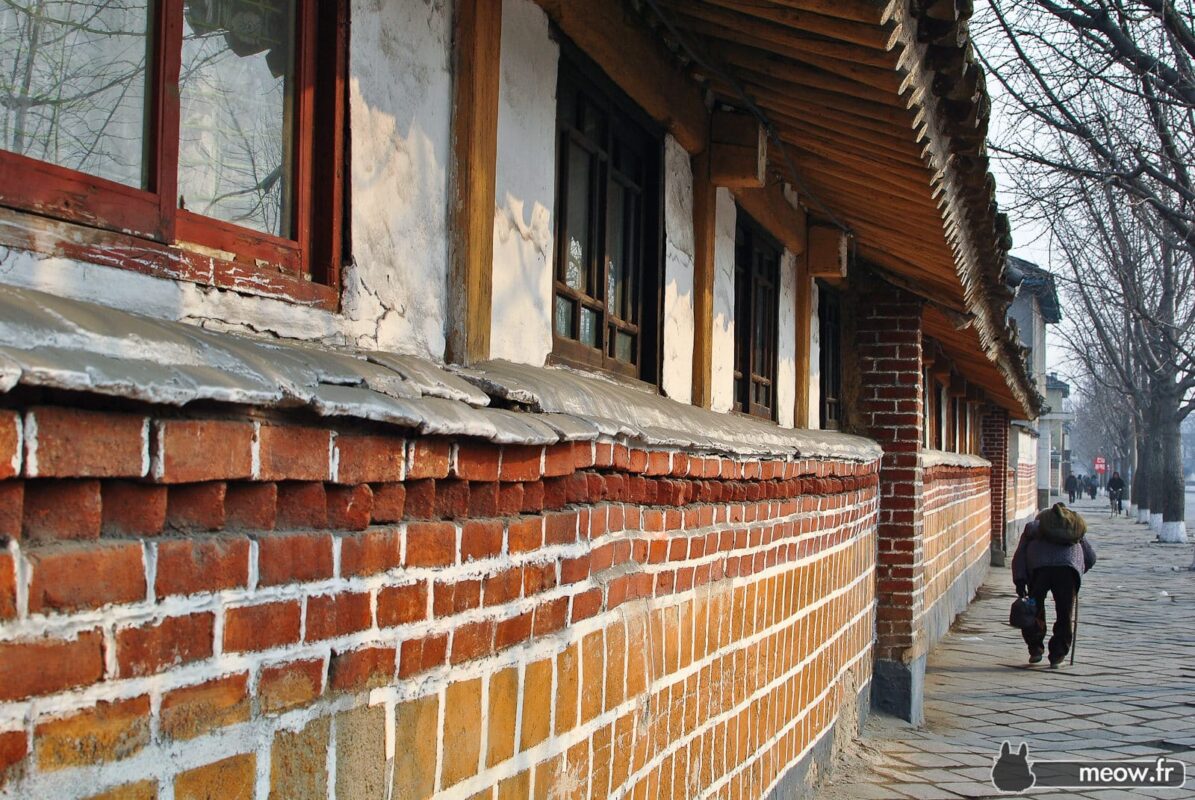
[552,51,662,381]
[818,282,842,429]
[0,0,346,301]
[733,213,780,420]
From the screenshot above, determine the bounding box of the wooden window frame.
[0,0,348,308]
[550,40,664,385]
[817,280,842,430]
[733,211,781,421]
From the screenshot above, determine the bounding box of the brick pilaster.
[855,285,926,721]
[981,406,1010,557]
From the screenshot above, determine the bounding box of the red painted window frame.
[0,0,347,306]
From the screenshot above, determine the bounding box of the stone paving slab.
[814,499,1194,799]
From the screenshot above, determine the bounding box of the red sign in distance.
[1094,456,1107,474]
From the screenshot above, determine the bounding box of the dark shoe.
[1028,649,1044,664]
[1048,657,1064,669]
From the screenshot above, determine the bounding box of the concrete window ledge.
[919,449,991,470]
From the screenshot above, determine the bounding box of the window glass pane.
[554,295,573,338]
[178,0,295,236]
[0,1,151,187]
[580,306,598,347]
[608,182,625,318]
[615,330,634,364]
[565,142,590,292]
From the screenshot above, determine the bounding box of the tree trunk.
[1156,382,1188,543]
[1134,423,1151,524]
[1146,399,1165,531]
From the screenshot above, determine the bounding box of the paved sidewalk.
[814,498,1195,799]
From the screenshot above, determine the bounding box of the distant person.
[1065,473,1078,503]
[1088,475,1097,500]
[1011,503,1097,668]
[1107,471,1126,514]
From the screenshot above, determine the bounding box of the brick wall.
[854,288,925,666]
[0,403,880,799]
[920,465,992,626]
[980,407,1009,553]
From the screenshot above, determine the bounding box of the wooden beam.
[733,180,807,255]
[447,0,502,365]
[691,152,717,408]
[533,0,707,153]
[701,0,894,49]
[709,109,766,189]
[808,222,848,279]
[794,250,813,428]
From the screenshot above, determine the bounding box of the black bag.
[1009,596,1038,629]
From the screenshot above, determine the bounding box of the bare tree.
[976,0,1195,546]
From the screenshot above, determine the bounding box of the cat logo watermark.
[992,741,1187,793]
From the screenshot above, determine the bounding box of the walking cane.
[1070,590,1079,666]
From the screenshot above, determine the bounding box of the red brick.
[151,419,253,483]
[371,483,406,523]
[544,512,577,545]
[305,592,371,641]
[23,479,101,542]
[0,481,21,542]
[404,522,456,567]
[276,482,327,529]
[500,446,542,482]
[0,730,26,784]
[0,554,11,620]
[572,441,596,469]
[543,477,568,510]
[327,484,373,530]
[377,582,428,627]
[165,482,226,532]
[570,588,602,623]
[399,633,448,678]
[27,541,145,614]
[329,646,395,692]
[521,562,556,596]
[433,579,481,617]
[257,531,333,586]
[482,568,522,607]
[160,673,249,740]
[496,483,523,516]
[435,479,469,519]
[450,620,494,664]
[461,520,503,562]
[543,444,575,478]
[257,425,331,481]
[0,412,19,479]
[0,629,104,701]
[454,442,500,481]
[154,535,249,597]
[532,597,568,636]
[223,601,301,653]
[258,658,324,714]
[520,481,545,513]
[101,481,167,536]
[403,479,436,519]
[224,482,277,530]
[494,611,533,649]
[560,555,591,585]
[116,613,214,677]
[467,481,499,517]
[25,407,146,478]
[335,434,404,484]
[407,439,450,480]
[507,518,542,553]
[339,527,401,576]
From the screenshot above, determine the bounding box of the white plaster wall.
[807,280,821,430]
[775,249,797,428]
[0,0,456,361]
[710,189,738,413]
[661,136,696,404]
[489,0,557,365]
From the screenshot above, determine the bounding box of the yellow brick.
[591,722,612,799]
[487,666,518,768]
[84,781,157,800]
[520,658,552,751]
[580,631,604,724]
[442,679,482,789]
[555,644,579,735]
[269,717,328,800]
[394,694,438,800]
[604,620,625,712]
[36,696,151,771]
[497,770,530,800]
[175,754,255,800]
[336,705,386,799]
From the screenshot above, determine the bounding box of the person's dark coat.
[1065,474,1078,494]
[1107,473,1126,493]
[1011,520,1097,593]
